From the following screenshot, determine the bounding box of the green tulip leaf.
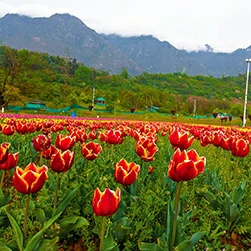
[178,232,205,251]
[138,242,165,251]
[53,185,80,217]
[6,211,24,251]
[231,180,246,205]
[31,237,59,251]
[0,241,13,251]
[33,208,46,224]
[103,224,119,251]
[24,212,62,251]
[112,217,131,244]
[59,216,89,238]
[0,247,12,251]
[0,189,11,208]
[0,215,9,227]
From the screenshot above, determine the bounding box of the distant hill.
[0,13,143,76]
[1,13,251,77]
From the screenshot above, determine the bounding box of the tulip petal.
[30,172,47,193]
[176,161,198,181]
[13,171,29,194]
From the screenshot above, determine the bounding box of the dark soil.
[220,233,251,250]
[57,239,89,251]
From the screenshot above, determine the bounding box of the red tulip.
[26,122,37,133]
[230,138,250,157]
[169,128,194,150]
[81,141,102,161]
[98,130,107,142]
[51,124,64,133]
[15,122,27,134]
[2,125,15,136]
[0,143,10,164]
[13,163,48,194]
[136,137,158,162]
[148,165,154,174]
[114,159,140,186]
[105,129,123,144]
[211,131,223,147]
[92,188,121,216]
[50,150,74,172]
[200,131,212,147]
[70,129,87,143]
[220,135,232,151]
[55,134,76,151]
[41,145,59,160]
[168,148,206,182]
[88,130,97,140]
[0,152,19,170]
[32,134,51,152]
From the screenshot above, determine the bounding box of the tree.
[230,104,244,117]
[120,67,129,79]
[0,46,29,105]
[2,85,26,105]
[74,65,93,85]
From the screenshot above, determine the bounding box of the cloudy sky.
[0,0,250,53]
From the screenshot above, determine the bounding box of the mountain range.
[0,13,251,77]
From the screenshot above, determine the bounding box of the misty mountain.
[101,34,205,75]
[0,13,251,77]
[0,13,143,75]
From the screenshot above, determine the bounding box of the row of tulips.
[0,116,250,250]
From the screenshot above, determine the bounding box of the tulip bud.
[13,163,48,194]
[32,134,51,152]
[81,142,102,161]
[230,138,250,157]
[92,188,121,216]
[148,166,154,174]
[168,148,206,182]
[0,143,10,164]
[50,150,74,172]
[114,159,140,186]
[2,125,15,136]
[169,128,194,150]
[136,137,158,162]
[55,134,76,151]
[0,152,19,170]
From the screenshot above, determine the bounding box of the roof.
[27,100,46,105]
[95,97,106,101]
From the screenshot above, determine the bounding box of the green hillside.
[0,45,249,116]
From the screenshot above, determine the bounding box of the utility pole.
[92,87,95,107]
[193,99,196,117]
[243,59,251,127]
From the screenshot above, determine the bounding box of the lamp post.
[92,87,95,107]
[243,59,251,127]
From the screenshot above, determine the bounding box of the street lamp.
[243,59,251,127]
[92,87,95,107]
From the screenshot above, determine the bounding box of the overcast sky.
[0,0,250,53]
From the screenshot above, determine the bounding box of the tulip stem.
[233,157,239,188]
[0,170,5,189]
[36,153,42,165]
[53,173,60,212]
[111,144,114,165]
[170,181,183,251]
[23,193,30,244]
[100,216,107,251]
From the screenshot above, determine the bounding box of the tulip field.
[0,113,251,251]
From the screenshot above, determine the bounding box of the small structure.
[25,100,46,110]
[147,106,160,112]
[95,97,106,106]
